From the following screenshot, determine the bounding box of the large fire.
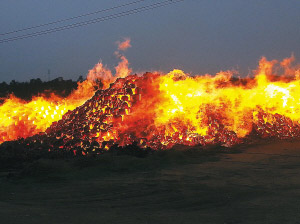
[1,41,299,153]
[0,80,95,143]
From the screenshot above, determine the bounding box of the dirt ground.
[1,141,300,224]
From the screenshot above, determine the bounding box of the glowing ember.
[1,52,300,153]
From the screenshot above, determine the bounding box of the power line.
[0,0,147,36]
[0,0,184,44]
[0,0,182,43]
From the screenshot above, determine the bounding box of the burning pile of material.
[1,39,300,154]
[4,55,300,155]
[9,72,242,155]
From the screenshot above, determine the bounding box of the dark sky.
[0,0,299,83]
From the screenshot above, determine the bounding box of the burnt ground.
[1,141,300,224]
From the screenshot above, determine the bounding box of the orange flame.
[0,84,94,143]
[1,51,300,150]
[116,37,131,51]
[113,55,300,148]
[0,41,132,144]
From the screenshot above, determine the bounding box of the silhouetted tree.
[0,78,79,102]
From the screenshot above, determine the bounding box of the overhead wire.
[0,0,180,43]
[0,0,147,36]
[0,0,184,44]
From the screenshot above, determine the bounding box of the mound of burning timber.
[3,72,300,155]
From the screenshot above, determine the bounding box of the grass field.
[1,141,300,224]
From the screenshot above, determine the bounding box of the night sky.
[0,0,299,83]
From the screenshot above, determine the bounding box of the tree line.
[0,76,84,103]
